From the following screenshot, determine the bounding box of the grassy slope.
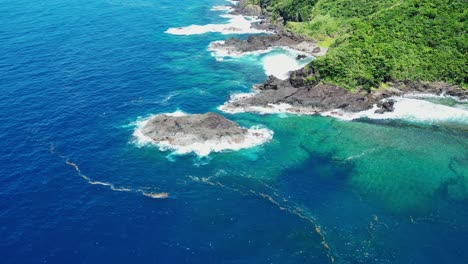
[249,0,467,90]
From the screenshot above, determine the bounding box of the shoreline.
[215,1,327,56]
[212,1,468,123]
[219,76,468,124]
[161,0,468,155]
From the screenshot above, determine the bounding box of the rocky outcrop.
[222,75,375,114]
[221,72,468,115]
[289,66,318,87]
[374,100,395,114]
[296,54,308,60]
[210,33,327,57]
[138,112,273,156]
[141,112,249,145]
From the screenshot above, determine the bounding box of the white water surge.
[209,42,313,79]
[219,97,302,115]
[210,5,234,12]
[132,111,274,157]
[166,14,267,35]
[166,1,268,36]
[326,97,468,125]
[220,93,468,126]
[208,40,273,58]
[262,53,309,80]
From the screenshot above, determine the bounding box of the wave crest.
[324,97,468,125]
[166,14,268,35]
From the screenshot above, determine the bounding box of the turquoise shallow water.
[1,0,468,263]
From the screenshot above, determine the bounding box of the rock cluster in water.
[210,33,326,57]
[141,112,250,146]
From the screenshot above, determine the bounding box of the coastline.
[4,1,468,263]
[213,1,468,124]
[161,0,468,152]
[162,0,468,147]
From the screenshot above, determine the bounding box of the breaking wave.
[209,43,312,79]
[325,97,468,125]
[166,3,268,36]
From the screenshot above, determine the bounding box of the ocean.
[1,0,467,263]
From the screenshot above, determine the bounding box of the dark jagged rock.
[388,81,468,100]
[224,75,375,113]
[312,47,321,53]
[296,54,307,60]
[256,75,281,90]
[375,99,395,114]
[289,66,317,88]
[222,72,467,115]
[212,33,327,56]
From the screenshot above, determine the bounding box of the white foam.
[262,48,313,80]
[219,93,317,115]
[209,43,312,79]
[229,92,258,101]
[166,14,268,35]
[324,97,468,125]
[220,102,301,115]
[64,160,167,198]
[221,93,468,125]
[262,54,304,80]
[165,110,187,117]
[211,5,234,12]
[141,192,170,199]
[225,0,238,5]
[208,41,274,58]
[404,92,468,102]
[132,112,274,157]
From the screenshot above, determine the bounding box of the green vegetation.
[248,0,468,90]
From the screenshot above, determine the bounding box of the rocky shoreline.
[217,0,468,116]
[211,1,326,56]
[220,74,468,116]
[209,33,327,57]
[132,0,467,157]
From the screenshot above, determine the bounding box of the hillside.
[246,0,467,90]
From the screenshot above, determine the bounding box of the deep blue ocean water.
[1,0,468,263]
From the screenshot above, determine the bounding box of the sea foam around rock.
[324,97,468,125]
[208,42,312,79]
[262,52,311,80]
[132,112,273,157]
[221,92,468,126]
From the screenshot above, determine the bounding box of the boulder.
[375,99,395,114]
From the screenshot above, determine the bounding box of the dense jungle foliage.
[246,0,467,90]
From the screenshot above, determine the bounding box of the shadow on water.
[278,145,354,204]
